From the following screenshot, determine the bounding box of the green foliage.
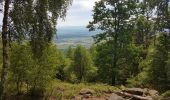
[64,45,97,83]
[161,90,170,98]
[9,43,34,94]
[127,0,170,90]
[73,45,97,82]
[56,52,70,81]
[134,15,154,48]
[127,44,155,87]
[67,46,75,60]
[30,44,60,89]
[8,43,61,96]
[94,43,113,84]
[149,34,170,91]
[0,0,170,98]
[88,0,138,85]
[10,0,72,58]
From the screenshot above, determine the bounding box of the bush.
[161,90,170,98]
[8,43,61,97]
[28,88,45,98]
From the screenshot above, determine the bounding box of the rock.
[79,88,94,95]
[123,88,146,96]
[83,93,91,98]
[116,91,153,100]
[109,93,125,100]
[148,90,159,97]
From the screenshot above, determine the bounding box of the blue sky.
[58,0,99,27]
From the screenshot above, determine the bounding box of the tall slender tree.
[0,0,10,99]
[88,0,138,85]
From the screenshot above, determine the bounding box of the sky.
[0,0,98,27]
[58,0,99,27]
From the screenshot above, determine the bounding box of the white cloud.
[74,0,99,10]
[58,0,100,27]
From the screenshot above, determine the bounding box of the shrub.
[161,90,170,98]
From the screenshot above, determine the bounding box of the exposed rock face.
[109,93,125,100]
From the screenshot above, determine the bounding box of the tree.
[67,46,74,60]
[127,43,155,87]
[7,43,62,97]
[56,52,69,81]
[29,44,60,92]
[154,0,170,31]
[94,42,114,84]
[0,0,72,98]
[149,34,170,91]
[127,0,170,89]
[73,45,97,82]
[0,0,10,99]
[88,0,137,85]
[9,43,34,95]
[134,15,154,48]
[141,0,170,91]
[10,0,72,58]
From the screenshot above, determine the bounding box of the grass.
[47,80,120,100]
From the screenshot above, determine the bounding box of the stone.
[83,93,91,98]
[79,88,95,95]
[123,88,146,96]
[148,90,159,97]
[109,93,125,100]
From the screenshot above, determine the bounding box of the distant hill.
[54,26,100,49]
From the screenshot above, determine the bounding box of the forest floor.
[6,80,169,100]
[49,81,120,100]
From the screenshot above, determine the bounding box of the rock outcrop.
[109,88,159,100]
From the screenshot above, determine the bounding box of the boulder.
[109,93,125,100]
[123,88,146,96]
[148,90,159,97]
[79,88,94,95]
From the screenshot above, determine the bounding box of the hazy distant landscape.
[55,26,99,49]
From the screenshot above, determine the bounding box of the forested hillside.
[0,0,170,100]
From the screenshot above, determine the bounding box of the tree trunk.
[111,33,118,86]
[0,0,10,99]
